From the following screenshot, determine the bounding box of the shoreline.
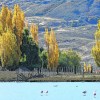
[29,76,100,82]
[0,75,100,82]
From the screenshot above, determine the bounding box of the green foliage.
[66,50,81,67]
[59,50,81,69]
[20,28,41,70]
[58,51,67,67]
[40,50,48,69]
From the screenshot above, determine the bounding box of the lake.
[0,82,100,100]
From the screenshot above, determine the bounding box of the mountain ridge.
[0,0,100,26]
[0,0,98,66]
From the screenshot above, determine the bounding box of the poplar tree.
[44,28,59,70]
[12,4,25,45]
[0,30,21,70]
[0,5,24,69]
[30,24,38,45]
[84,62,87,72]
[0,5,8,32]
[6,10,13,30]
[92,20,100,67]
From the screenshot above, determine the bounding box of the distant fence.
[0,66,100,81]
[15,66,92,78]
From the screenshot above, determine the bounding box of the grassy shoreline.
[0,71,100,82]
[29,75,100,82]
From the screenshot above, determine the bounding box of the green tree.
[58,50,81,74]
[20,28,40,70]
[40,50,48,69]
[59,51,68,68]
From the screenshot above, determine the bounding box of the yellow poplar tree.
[83,62,87,72]
[0,5,24,69]
[48,31,54,69]
[88,64,92,72]
[92,20,100,67]
[83,63,92,72]
[12,4,25,45]
[0,30,21,69]
[44,28,59,70]
[0,6,13,33]
[30,24,38,44]
[6,10,13,31]
[54,43,59,69]
[0,5,8,32]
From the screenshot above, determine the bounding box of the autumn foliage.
[92,20,100,67]
[30,24,38,45]
[0,31,21,68]
[12,4,25,45]
[0,4,81,72]
[83,62,92,72]
[44,28,59,70]
[0,5,24,69]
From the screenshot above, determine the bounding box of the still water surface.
[0,82,100,100]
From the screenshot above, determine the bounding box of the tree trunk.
[74,66,76,74]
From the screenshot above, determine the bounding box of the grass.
[29,74,100,82]
[0,71,100,82]
[0,71,17,81]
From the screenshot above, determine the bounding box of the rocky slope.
[0,0,100,26]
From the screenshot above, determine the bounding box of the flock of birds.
[40,90,96,97]
[40,90,48,96]
[40,85,57,96]
[82,90,96,97]
[40,85,97,98]
[41,90,48,94]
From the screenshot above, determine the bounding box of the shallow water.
[0,82,100,100]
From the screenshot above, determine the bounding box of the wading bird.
[93,91,96,98]
[82,90,87,96]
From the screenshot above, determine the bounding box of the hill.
[0,0,99,67]
[0,0,100,26]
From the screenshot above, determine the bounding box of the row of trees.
[58,50,81,74]
[0,5,24,69]
[0,5,81,72]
